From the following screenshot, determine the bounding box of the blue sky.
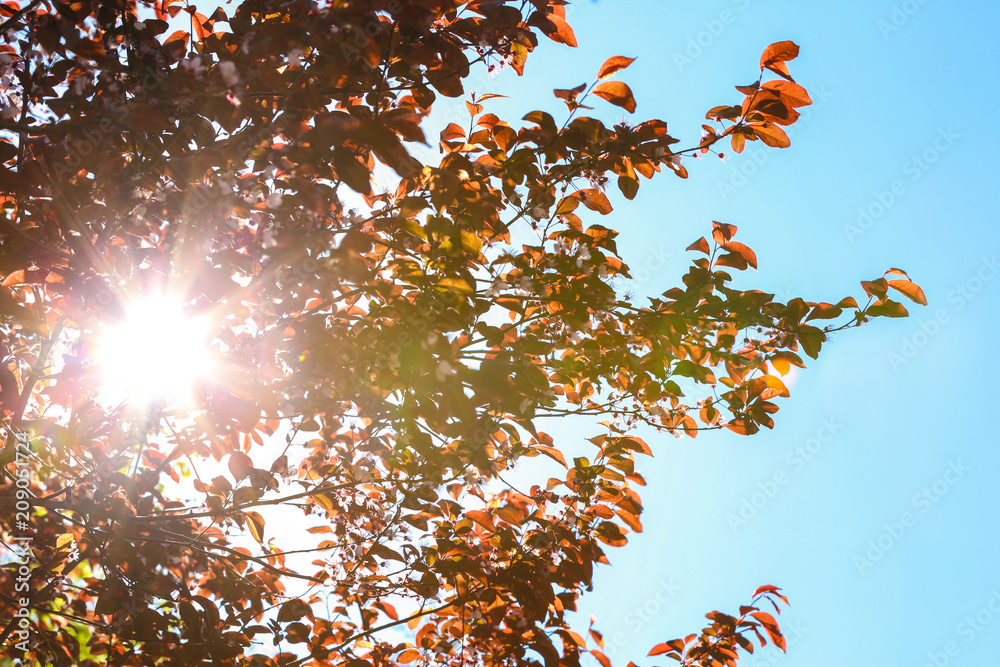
[449,2,1000,666]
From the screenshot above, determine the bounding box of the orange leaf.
[592,81,636,113]
[397,649,422,664]
[769,352,805,376]
[752,585,789,605]
[614,508,643,533]
[760,41,800,65]
[595,521,627,547]
[686,237,710,254]
[751,123,790,148]
[572,188,613,214]
[730,131,746,153]
[466,509,497,532]
[888,279,927,306]
[245,511,265,544]
[228,451,253,481]
[759,40,799,80]
[534,444,567,468]
[440,123,465,141]
[867,300,909,318]
[861,278,889,301]
[805,302,843,321]
[591,649,612,667]
[554,83,587,104]
[885,267,910,279]
[2,270,26,286]
[727,418,759,436]
[647,642,676,657]
[721,241,758,269]
[761,80,812,107]
[374,600,399,620]
[191,11,212,41]
[750,611,786,651]
[711,221,737,243]
[543,14,577,47]
[597,55,636,80]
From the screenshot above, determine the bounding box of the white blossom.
[218,61,239,87]
[485,279,506,298]
[180,57,206,75]
[435,360,454,381]
[287,48,306,67]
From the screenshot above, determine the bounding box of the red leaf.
[648,642,680,657]
[752,585,789,605]
[750,611,786,651]
[591,650,612,667]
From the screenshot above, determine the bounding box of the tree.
[0,1,925,665]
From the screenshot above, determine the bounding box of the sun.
[92,294,215,406]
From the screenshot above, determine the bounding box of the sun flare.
[93,294,214,406]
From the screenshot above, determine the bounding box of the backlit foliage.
[0,1,924,665]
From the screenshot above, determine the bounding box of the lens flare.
[93,294,214,406]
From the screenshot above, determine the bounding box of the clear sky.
[446,2,1000,666]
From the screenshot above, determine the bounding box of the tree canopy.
[0,1,925,665]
